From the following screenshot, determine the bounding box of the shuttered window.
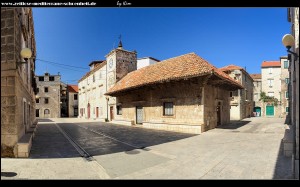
[163,102,174,116]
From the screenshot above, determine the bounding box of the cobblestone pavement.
[1,117,294,179]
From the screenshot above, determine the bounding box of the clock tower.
[105,39,137,121]
[106,40,137,89]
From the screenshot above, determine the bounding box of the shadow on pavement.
[30,122,197,159]
[273,138,293,179]
[216,120,251,129]
[37,119,54,122]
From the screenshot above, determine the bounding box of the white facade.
[261,65,281,100]
[78,62,107,121]
[137,57,159,69]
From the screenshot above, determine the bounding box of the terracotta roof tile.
[67,85,78,93]
[219,64,244,72]
[106,53,243,95]
[219,64,254,82]
[78,61,107,82]
[250,74,261,79]
[261,61,281,67]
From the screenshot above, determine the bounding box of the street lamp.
[282,34,298,61]
[17,48,32,66]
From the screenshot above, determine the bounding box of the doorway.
[110,106,114,121]
[87,103,90,119]
[217,102,221,126]
[136,106,143,124]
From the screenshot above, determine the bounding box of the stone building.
[1,8,37,157]
[261,61,282,117]
[261,60,290,117]
[219,65,254,120]
[285,7,299,179]
[279,56,290,118]
[250,74,262,116]
[78,41,137,121]
[35,73,61,118]
[137,57,159,69]
[105,53,243,134]
[67,85,78,117]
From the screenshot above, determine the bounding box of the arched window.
[44,109,50,114]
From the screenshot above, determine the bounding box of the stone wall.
[113,77,231,134]
[1,8,36,157]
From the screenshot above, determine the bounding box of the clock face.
[109,58,114,69]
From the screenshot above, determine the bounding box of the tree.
[259,92,279,106]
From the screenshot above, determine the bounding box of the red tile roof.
[78,61,107,82]
[67,85,78,93]
[106,53,243,95]
[261,61,281,67]
[219,64,254,82]
[250,74,261,79]
[219,64,244,72]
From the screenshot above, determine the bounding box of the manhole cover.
[1,172,17,177]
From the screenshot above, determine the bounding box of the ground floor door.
[254,107,261,117]
[136,106,143,124]
[266,106,274,116]
[110,106,114,121]
[217,102,221,126]
[87,103,90,119]
[96,107,99,118]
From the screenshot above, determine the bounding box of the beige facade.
[111,79,232,134]
[251,74,263,116]
[220,66,254,120]
[106,53,243,134]
[67,85,78,117]
[279,56,290,118]
[35,73,61,118]
[1,8,37,157]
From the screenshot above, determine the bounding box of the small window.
[74,94,78,100]
[268,79,274,87]
[36,87,39,93]
[117,105,122,115]
[49,76,55,81]
[45,98,49,104]
[269,68,273,74]
[36,98,39,103]
[163,102,174,116]
[268,92,274,97]
[93,74,95,82]
[230,92,233,97]
[286,107,289,113]
[39,77,44,81]
[285,91,289,99]
[285,78,290,84]
[44,109,50,114]
[284,60,289,69]
[44,87,48,92]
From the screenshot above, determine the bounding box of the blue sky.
[33,8,290,84]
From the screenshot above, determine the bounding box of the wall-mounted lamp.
[18,48,32,65]
[35,95,40,99]
[282,34,298,61]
